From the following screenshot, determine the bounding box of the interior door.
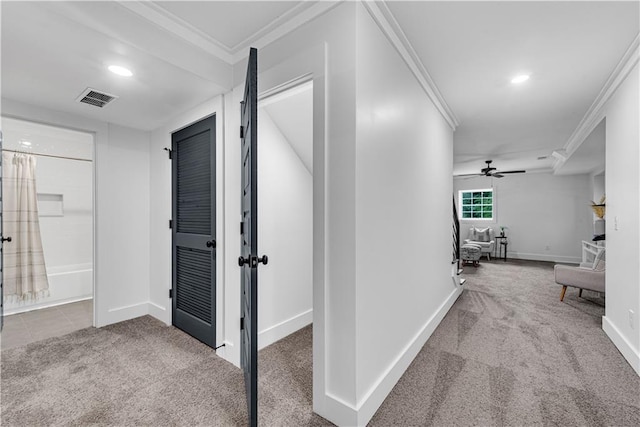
[172,115,216,347]
[0,130,4,331]
[239,47,267,427]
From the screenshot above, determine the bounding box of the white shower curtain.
[3,152,49,302]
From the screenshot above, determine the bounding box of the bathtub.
[4,263,93,315]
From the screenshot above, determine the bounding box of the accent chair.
[463,227,495,260]
[554,249,605,301]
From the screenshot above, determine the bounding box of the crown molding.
[361,0,459,130]
[554,32,640,173]
[230,1,341,63]
[117,1,341,66]
[117,1,234,64]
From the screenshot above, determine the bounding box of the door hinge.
[169,220,173,229]
[240,317,245,330]
[169,289,173,299]
[240,221,244,235]
[164,147,173,159]
[240,125,244,139]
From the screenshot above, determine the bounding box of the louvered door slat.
[172,115,216,348]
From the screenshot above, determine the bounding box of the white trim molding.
[117,1,340,65]
[603,316,640,376]
[554,33,640,174]
[117,1,233,63]
[148,301,170,326]
[507,252,581,265]
[104,302,149,326]
[321,286,464,426]
[258,309,313,350]
[361,0,460,130]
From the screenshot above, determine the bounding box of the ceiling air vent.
[76,88,118,108]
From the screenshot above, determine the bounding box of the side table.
[495,236,508,261]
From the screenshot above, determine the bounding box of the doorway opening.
[257,80,314,409]
[1,116,94,350]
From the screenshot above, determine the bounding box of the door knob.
[238,255,268,267]
[1,236,12,243]
[206,240,216,248]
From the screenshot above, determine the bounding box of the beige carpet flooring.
[370,259,639,426]
[2,260,638,426]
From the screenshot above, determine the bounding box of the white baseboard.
[258,309,313,350]
[104,302,149,325]
[603,316,640,376]
[148,301,171,325]
[355,285,464,426]
[320,286,464,426]
[4,296,93,316]
[508,252,581,264]
[322,393,358,427]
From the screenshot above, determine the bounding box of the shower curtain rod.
[2,149,92,163]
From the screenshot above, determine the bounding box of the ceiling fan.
[455,160,526,178]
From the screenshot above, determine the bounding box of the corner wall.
[353,5,461,425]
[454,173,593,264]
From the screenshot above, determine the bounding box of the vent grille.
[76,88,118,108]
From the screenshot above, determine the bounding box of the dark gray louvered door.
[172,115,216,347]
[0,130,4,331]
[239,47,266,427]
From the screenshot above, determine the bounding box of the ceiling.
[386,1,638,176]
[1,1,638,174]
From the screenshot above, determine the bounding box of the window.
[459,189,493,220]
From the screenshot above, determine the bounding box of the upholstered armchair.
[463,227,495,260]
[555,249,605,301]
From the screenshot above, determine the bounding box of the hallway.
[1,261,637,426]
[371,260,639,426]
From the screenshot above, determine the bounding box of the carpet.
[0,317,331,426]
[2,260,638,426]
[369,259,640,426]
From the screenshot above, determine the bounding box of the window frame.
[458,188,494,221]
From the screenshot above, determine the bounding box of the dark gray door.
[239,47,266,427]
[0,130,4,331]
[172,115,216,347]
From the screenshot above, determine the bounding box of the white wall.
[257,110,312,349]
[2,118,93,313]
[353,5,460,425]
[1,99,150,327]
[454,173,593,264]
[599,63,640,374]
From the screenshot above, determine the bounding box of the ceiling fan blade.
[492,173,504,178]
[454,173,484,177]
[496,170,526,174]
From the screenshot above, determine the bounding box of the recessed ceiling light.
[511,74,530,84]
[20,140,32,147]
[108,65,133,77]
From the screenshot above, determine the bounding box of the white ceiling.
[386,1,639,176]
[1,1,638,174]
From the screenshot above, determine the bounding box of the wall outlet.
[614,216,619,231]
[630,310,635,329]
